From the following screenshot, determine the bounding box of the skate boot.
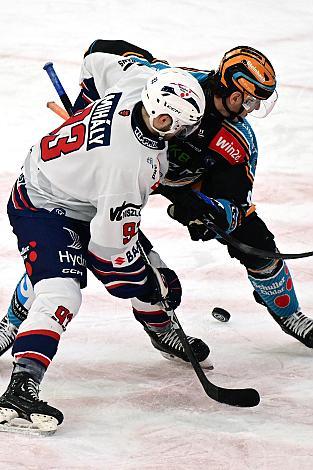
[0,315,17,357]
[145,325,213,369]
[268,310,313,348]
[0,372,63,433]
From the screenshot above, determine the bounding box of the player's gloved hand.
[167,191,229,228]
[187,220,216,241]
[168,204,218,240]
[167,191,240,241]
[137,266,182,310]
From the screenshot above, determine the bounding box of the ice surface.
[0,1,313,468]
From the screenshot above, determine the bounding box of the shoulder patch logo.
[208,127,246,165]
[119,109,130,117]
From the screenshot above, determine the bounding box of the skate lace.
[25,378,40,401]
[157,329,195,351]
[283,313,313,338]
[0,317,17,350]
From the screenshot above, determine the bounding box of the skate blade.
[160,351,214,370]
[0,407,58,436]
[0,421,57,436]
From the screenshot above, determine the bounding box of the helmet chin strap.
[221,96,245,120]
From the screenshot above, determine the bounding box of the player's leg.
[0,198,90,429]
[131,232,212,368]
[0,277,81,430]
[228,213,313,347]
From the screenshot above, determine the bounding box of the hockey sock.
[7,274,34,327]
[13,358,46,383]
[131,249,171,333]
[248,260,299,318]
[12,278,81,369]
[132,303,171,333]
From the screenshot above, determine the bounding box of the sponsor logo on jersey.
[62,268,84,276]
[20,241,38,277]
[51,208,66,216]
[58,251,87,267]
[118,58,135,70]
[111,240,141,267]
[110,201,142,222]
[119,109,130,117]
[113,256,126,266]
[87,93,122,150]
[63,227,82,250]
[151,180,160,191]
[151,164,158,180]
[208,127,246,165]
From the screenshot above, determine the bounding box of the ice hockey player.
[2,40,313,369]
[0,63,208,431]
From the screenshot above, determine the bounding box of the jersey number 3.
[40,106,92,162]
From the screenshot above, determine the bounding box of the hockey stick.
[47,101,70,120]
[139,245,260,407]
[43,62,73,116]
[159,186,313,260]
[201,218,313,260]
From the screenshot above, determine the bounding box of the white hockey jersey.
[23,58,168,265]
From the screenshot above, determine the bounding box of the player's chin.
[163,132,176,141]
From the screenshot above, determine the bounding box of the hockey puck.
[212,307,231,322]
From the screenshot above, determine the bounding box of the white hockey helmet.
[141,67,205,137]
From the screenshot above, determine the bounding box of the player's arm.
[83,39,211,80]
[73,39,209,112]
[87,153,180,308]
[73,52,142,111]
[161,118,258,240]
[83,39,156,62]
[201,118,258,214]
[73,40,168,112]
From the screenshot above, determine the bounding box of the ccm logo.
[62,268,83,276]
[209,127,246,165]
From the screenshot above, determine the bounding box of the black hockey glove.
[137,266,182,310]
[167,190,240,241]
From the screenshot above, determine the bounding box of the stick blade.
[217,387,260,407]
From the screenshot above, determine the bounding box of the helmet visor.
[247,90,278,118]
[176,119,202,138]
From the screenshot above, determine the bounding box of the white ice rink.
[1,1,313,468]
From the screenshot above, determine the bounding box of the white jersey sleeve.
[80,52,152,98]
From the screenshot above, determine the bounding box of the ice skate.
[268,310,313,348]
[0,315,17,357]
[145,325,213,369]
[0,372,63,435]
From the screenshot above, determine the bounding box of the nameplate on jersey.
[87,93,122,150]
[208,127,246,165]
[133,127,164,149]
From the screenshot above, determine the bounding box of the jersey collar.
[131,102,166,150]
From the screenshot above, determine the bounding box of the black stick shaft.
[139,244,260,407]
